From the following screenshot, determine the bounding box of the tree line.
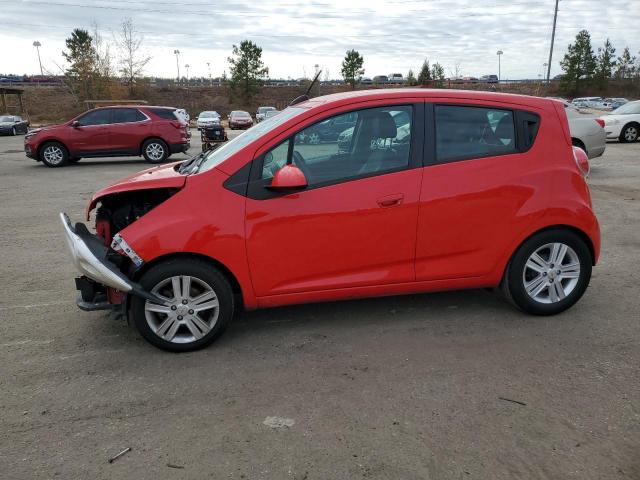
[560,29,638,94]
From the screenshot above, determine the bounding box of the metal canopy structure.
[83,99,149,110]
[0,87,26,115]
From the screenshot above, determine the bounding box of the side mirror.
[71,120,80,128]
[268,164,307,191]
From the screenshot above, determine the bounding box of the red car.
[228,110,253,129]
[25,106,190,167]
[61,89,600,352]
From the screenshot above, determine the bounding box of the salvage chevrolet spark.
[61,89,600,352]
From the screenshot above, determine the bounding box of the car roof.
[295,88,555,110]
[89,105,174,111]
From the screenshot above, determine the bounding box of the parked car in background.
[228,110,253,129]
[480,74,499,83]
[295,111,357,144]
[360,77,373,85]
[462,77,479,84]
[24,106,190,167]
[373,75,389,84]
[175,108,190,123]
[256,106,277,123]
[599,100,640,142]
[196,111,221,130]
[387,73,405,84]
[604,98,629,110]
[562,103,606,158]
[0,114,29,135]
[264,110,280,120]
[61,89,600,351]
[571,97,603,108]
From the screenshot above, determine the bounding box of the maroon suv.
[25,106,190,167]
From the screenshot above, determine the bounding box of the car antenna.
[289,70,322,106]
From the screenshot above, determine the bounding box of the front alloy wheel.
[131,259,233,351]
[40,142,68,167]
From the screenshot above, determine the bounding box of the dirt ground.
[0,131,638,479]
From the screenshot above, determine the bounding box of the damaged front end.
[62,183,182,316]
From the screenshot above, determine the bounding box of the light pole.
[173,49,180,82]
[206,62,211,85]
[32,41,43,76]
[496,50,503,83]
[542,63,548,83]
[185,64,190,83]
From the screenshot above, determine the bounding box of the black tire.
[69,157,81,163]
[571,138,587,155]
[619,123,639,143]
[11,126,17,136]
[501,228,592,315]
[141,138,169,164]
[131,258,234,352]
[39,141,69,167]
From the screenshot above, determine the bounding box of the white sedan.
[600,101,640,142]
[196,111,221,130]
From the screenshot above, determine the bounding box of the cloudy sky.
[1,0,638,80]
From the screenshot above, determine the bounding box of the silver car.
[564,103,606,159]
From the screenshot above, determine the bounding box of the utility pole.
[32,41,43,76]
[206,62,211,85]
[546,0,559,83]
[174,49,180,82]
[185,64,190,83]
[496,50,503,83]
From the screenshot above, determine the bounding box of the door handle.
[377,194,404,208]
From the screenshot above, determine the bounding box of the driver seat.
[354,111,398,176]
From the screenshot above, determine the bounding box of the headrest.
[361,111,397,139]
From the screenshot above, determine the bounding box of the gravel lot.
[0,131,638,479]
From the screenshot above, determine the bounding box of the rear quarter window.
[148,108,178,120]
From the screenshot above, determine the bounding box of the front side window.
[435,105,516,162]
[113,108,146,123]
[261,105,413,187]
[77,109,112,126]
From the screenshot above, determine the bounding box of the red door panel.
[67,125,110,154]
[109,122,151,153]
[415,153,547,281]
[246,169,422,297]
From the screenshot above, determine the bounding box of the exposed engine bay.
[94,188,178,246]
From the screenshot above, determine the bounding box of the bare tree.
[116,18,151,94]
[91,21,114,96]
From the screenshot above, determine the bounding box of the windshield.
[198,107,305,173]
[233,112,251,118]
[0,116,13,122]
[612,101,640,115]
[200,112,217,118]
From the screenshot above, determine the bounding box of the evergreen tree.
[62,29,98,100]
[615,47,636,79]
[595,38,616,89]
[406,69,417,86]
[559,29,597,94]
[417,59,431,85]
[431,62,445,87]
[341,50,364,89]
[228,40,269,101]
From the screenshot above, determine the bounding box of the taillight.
[595,118,605,128]
[573,145,590,178]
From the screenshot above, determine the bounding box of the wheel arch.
[501,224,597,283]
[622,121,640,137]
[131,251,244,307]
[37,138,70,158]
[571,137,587,153]
[139,136,168,155]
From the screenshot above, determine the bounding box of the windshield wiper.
[178,151,205,174]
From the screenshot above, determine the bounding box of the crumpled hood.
[86,161,186,219]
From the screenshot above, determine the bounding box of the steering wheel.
[292,150,312,179]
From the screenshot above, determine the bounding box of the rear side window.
[148,108,178,120]
[435,105,517,162]
[113,108,146,123]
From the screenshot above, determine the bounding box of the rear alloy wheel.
[142,138,169,163]
[11,127,17,136]
[131,259,234,352]
[620,124,638,143]
[502,229,592,315]
[40,142,69,167]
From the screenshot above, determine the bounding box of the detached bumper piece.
[60,213,170,308]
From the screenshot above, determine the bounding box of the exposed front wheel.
[502,229,592,315]
[142,138,169,163]
[40,142,69,167]
[620,124,639,143]
[131,259,234,352]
